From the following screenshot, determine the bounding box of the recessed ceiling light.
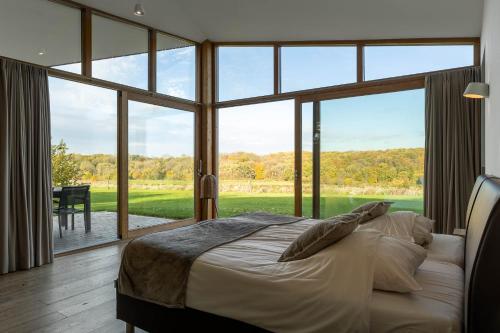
[134,3,145,16]
[38,50,45,56]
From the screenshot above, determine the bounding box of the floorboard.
[0,242,145,333]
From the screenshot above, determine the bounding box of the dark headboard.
[464,175,500,332]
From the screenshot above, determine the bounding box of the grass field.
[88,187,423,219]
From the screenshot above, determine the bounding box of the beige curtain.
[424,67,481,234]
[0,58,53,274]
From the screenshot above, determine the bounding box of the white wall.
[481,0,500,176]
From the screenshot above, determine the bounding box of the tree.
[51,140,81,186]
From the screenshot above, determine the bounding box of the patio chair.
[53,185,90,238]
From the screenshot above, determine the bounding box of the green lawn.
[89,187,423,219]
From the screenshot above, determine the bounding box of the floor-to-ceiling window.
[49,78,118,253]
[218,100,295,216]
[127,100,195,230]
[216,42,475,218]
[303,89,425,218]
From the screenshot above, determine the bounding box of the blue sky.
[50,45,473,156]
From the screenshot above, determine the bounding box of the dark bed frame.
[116,175,500,333]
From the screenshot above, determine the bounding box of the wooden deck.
[53,212,175,254]
[0,243,147,333]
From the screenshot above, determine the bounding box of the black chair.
[53,185,90,238]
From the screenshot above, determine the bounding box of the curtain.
[424,67,481,234]
[0,58,53,274]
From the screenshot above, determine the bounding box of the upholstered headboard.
[464,175,500,332]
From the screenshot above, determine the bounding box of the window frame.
[118,91,200,240]
[40,0,201,104]
[214,38,479,107]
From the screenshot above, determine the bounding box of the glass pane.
[92,15,148,89]
[218,47,273,101]
[301,102,313,217]
[157,33,196,100]
[0,0,81,74]
[319,89,425,218]
[365,45,474,80]
[49,77,117,253]
[218,100,295,217]
[128,101,194,229]
[282,46,356,92]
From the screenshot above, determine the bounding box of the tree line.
[51,140,423,188]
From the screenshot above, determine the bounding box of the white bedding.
[187,219,382,333]
[371,259,463,333]
[427,233,465,268]
[186,220,464,333]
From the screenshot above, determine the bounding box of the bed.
[116,175,500,332]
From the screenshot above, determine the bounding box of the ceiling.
[76,0,484,42]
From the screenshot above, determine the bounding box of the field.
[54,146,425,219]
[88,183,423,219]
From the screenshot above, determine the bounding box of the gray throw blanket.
[118,212,305,308]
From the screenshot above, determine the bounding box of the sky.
[50,45,473,157]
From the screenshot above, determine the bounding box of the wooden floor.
[0,242,147,333]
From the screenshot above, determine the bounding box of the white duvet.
[186,219,383,333]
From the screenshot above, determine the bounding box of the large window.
[364,45,475,80]
[92,14,148,89]
[49,78,117,253]
[218,100,295,216]
[128,101,194,229]
[281,46,357,92]
[218,47,274,101]
[303,89,425,218]
[0,0,81,74]
[157,33,196,100]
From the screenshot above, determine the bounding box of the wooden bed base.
[116,176,500,333]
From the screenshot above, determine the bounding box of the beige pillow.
[278,213,361,262]
[352,201,393,224]
[357,211,416,243]
[413,215,434,246]
[358,211,434,246]
[374,236,427,292]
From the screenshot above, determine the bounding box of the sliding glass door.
[302,89,425,218]
[127,99,195,232]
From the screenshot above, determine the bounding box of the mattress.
[370,259,464,332]
[427,233,465,268]
[186,219,464,332]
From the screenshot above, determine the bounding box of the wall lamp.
[464,82,490,99]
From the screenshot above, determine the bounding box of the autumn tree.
[51,140,81,186]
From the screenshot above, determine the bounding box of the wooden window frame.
[120,92,199,239]
[293,78,426,217]
[7,1,482,236]
[214,37,479,108]
[213,39,478,217]
[21,0,203,244]
[48,0,200,104]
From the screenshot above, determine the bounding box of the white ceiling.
[76,0,484,42]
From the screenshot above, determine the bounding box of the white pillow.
[357,211,415,243]
[357,211,434,246]
[413,215,435,246]
[374,236,427,292]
